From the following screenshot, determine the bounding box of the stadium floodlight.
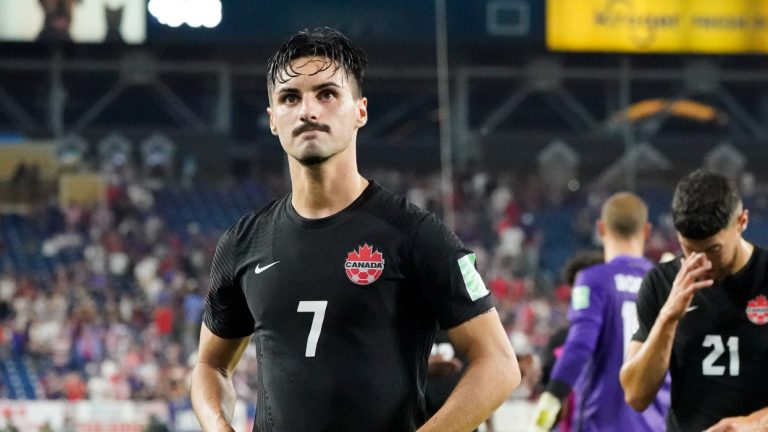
[148,0,222,29]
[56,134,89,168]
[140,132,176,169]
[140,132,176,185]
[98,132,133,168]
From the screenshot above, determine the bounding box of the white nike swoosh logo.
[685,305,699,313]
[254,261,280,274]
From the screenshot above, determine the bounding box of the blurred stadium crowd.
[6,141,768,432]
[0,154,693,407]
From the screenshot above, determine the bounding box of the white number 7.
[297,301,328,357]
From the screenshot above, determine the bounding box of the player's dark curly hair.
[672,169,741,240]
[562,249,604,286]
[266,27,367,99]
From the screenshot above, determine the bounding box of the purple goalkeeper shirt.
[550,255,670,432]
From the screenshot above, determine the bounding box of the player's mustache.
[293,121,331,137]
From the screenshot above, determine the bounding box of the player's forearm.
[548,329,596,393]
[746,406,768,423]
[620,312,678,411]
[418,355,520,432]
[190,362,238,432]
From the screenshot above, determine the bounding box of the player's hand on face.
[661,252,714,321]
[704,415,760,432]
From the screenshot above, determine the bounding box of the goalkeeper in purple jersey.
[530,192,669,432]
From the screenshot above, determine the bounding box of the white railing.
[0,398,533,432]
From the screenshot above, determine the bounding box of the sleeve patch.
[458,253,490,301]
[572,285,591,310]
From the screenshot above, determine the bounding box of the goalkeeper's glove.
[528,391,562,432]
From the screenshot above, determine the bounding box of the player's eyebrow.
[276,87,300,96]
[311,82,341,92]
[276,82,341,96]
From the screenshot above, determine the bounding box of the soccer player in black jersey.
[621,170,768,432]
[189,27,521,432]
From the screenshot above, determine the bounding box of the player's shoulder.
[740,244,768,284]
[651,257,681,276]
[751,244,768,265]
[366,180,435,230]
[575,261,622,293]
[642,257,681,290]
[577,262,607,283]
[366,181,464,252]
[221,196,286,242]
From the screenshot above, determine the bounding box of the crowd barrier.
[0,399,533,431]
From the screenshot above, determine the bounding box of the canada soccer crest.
[746,295,768,325]
[345,244,385,285]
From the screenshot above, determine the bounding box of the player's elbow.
[620,376,652,411]
[499,354,522,397]
[624,391,652,412]
[619,365,652,412]
[508,360,522,392]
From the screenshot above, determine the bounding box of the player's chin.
[296,153,331,166]
[709,270,726,282]
[294,145,339,166]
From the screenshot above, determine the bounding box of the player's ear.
[596,219,607,238]
[267,107,278,136]
[738,209,749,233]
[356,97,368,128]
[643,222,652,240]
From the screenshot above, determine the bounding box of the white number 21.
[297,301,328,357]
[702,335,739,376]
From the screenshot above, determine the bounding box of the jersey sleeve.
[203,225,255,338]
[549,267,607,392]
[411,213,493,329]
[632,267,665,343]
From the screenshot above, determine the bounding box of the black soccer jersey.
[633,246,768,432]
[203,181,493,432]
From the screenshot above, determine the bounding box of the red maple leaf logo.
[746,295,768,325]
[748,295,768,309]
[348,244,383,262]
[345,244,385,286]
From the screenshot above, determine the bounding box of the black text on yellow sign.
[547,0,768,54]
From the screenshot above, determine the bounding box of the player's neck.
[730,238,754,275]
[288,158,368,219]
[603,237,644,262]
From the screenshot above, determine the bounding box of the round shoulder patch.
[746,295,768,325]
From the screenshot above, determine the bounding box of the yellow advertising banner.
[547,0,768,53]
